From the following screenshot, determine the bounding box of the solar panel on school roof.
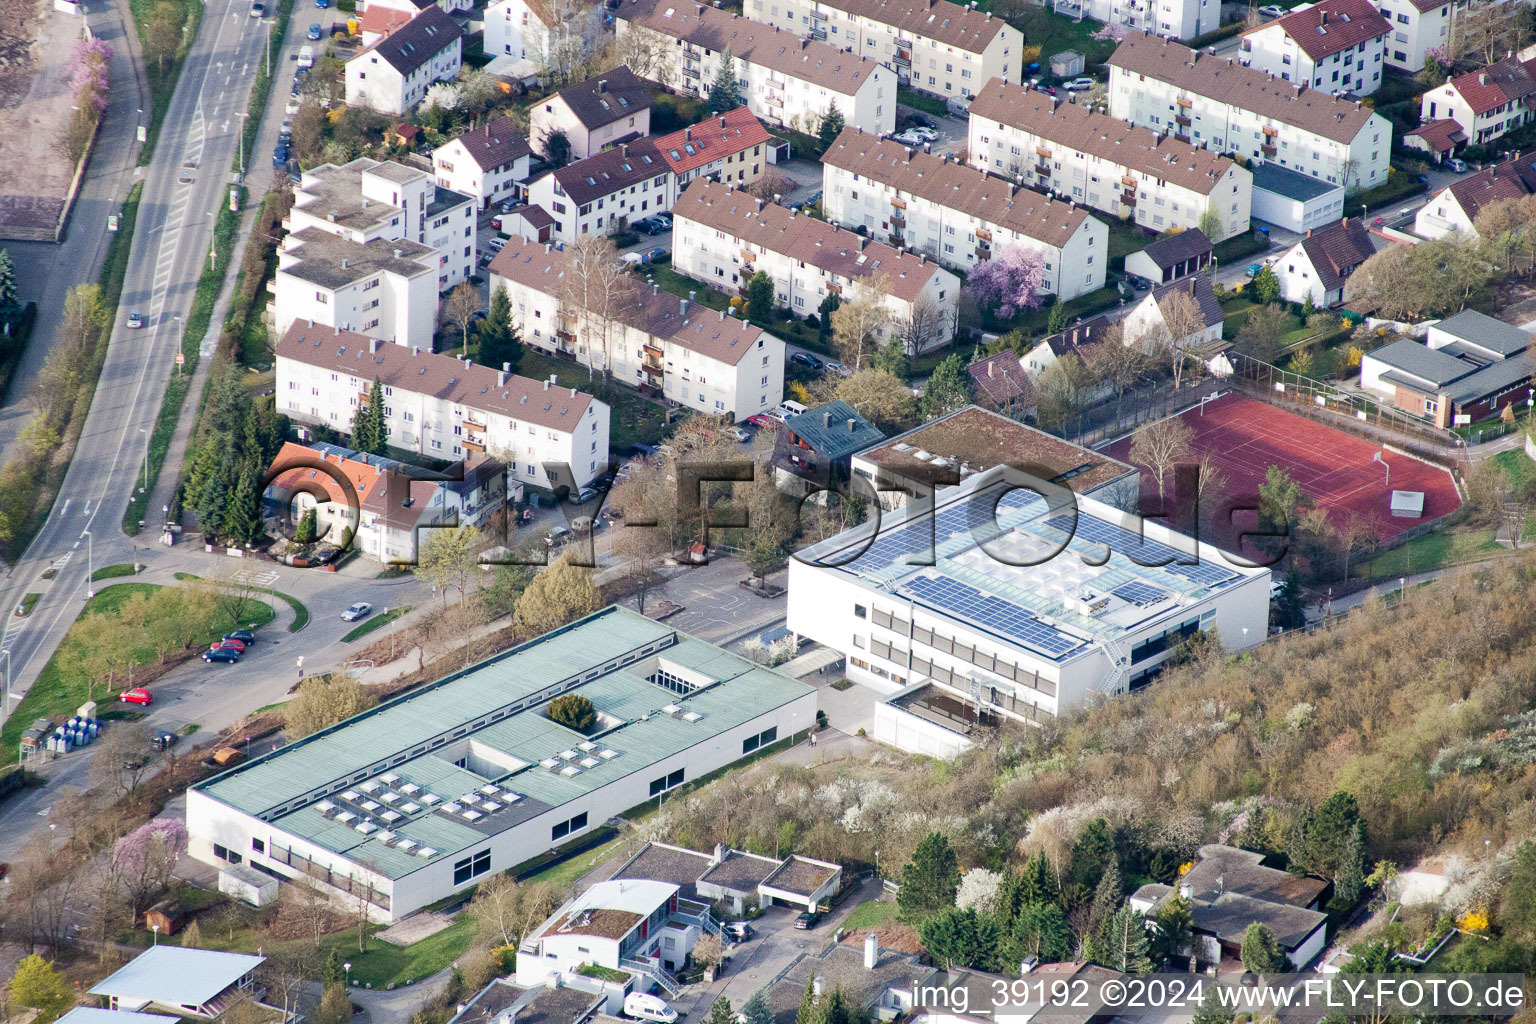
[901,575,1087,660]
[1044,515,1240,589]
[1112,580,1168,606]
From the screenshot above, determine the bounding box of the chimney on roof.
[308,319,315,328]
[498,369,507,386]
[1320,9,1326,23]
[544,379,551,390]
[685,127,692,140]
[988,360,996,378]
[1481,73,1488,85]
[847,417,856,433]
[598,79,608,92]
[823,410,833,427]
[720,308,725,321]
[393,248,402,258]
[801,37,809,48]
[864,931,879,969]
[1306,228,1312,238]
[370,338,381,354]
[342,258,349,269]
[412,346,420,357]
[571,386,577,396]
[680,296,688,315]
[621,142,628,156]
[328,211,338,222]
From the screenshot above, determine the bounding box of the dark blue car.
[273,142,289,168]
[203,647,241,664]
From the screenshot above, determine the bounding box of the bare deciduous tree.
[559,236,643,384]
[443,282,482,357]
[610,35,672,87]
[898,296,948,356]
[1129,416,1194,505]
[830,273,894,370]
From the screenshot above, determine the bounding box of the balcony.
[810,8,826,18]
[1121,191,1136,206]
[1262,125,1278,138]
[888,230,904,246]
[1120,174,1135,187]
[1035,145,1051,159]
[741,248,756,262]
[682,67,701,79]
[975,243,991,259]
[1173,132,1191,144]
[975,227,991,241]
[891,212,906,228]
[1261,143,1277,156]
[555,329,577,355]
[1035,163,1052,177]
[894,50,911,66]
[891,197,907,210]
[1176,96,1192,109]
[1175,113,1191,127]
[463,438,487,453]
[810,27,826,39]
[827,282,842,295]
[895,35,911,46]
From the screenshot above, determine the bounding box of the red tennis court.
[1104,393,1461,547]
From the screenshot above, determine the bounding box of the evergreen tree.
[1502,841,1536,947]
[796,975,822,1024]
[710,48,742,112]
[1253,264,1281,305]
[1150,893,1193,966]
[706,997,737,1024]
[477,285,523,374]
[920,352,971,420]
[742,990,774,1024]
[352,376,387,454]
[1097,906,1153,974]
[295,507,318,545]
[223,461,263,544]
[818,103,845,151]
[821,987,855,1024]
[1308,792,1365,879]
[324,949,344,984]
[1067,819,1115,905]
[994,869,1028,933]
[0,248,17,317]
[871,338,910,381]
[1086,858,1122,945]
[1047,302,1070,334]
[1329,822,1367,912]
[1021,850,1059,907]
[1240,922,1285,974]
[898,832,961,921]
[919,906,1002,971]
[746,271,775,321]
[197,451,232,535]
[1004,901,1071,964]
[1235,808,1270,854]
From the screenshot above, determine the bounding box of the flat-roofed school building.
[186,608,817,922]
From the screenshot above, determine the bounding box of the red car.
[211,638,247,653]
[119,688,153,706]
[745,413,777,429]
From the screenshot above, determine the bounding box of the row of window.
[551,811,590,841]
[863,603,1061,697]
[742,725,779,753]
[649,767,685,796]
[454,848,491,885]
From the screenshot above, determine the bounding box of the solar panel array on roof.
[835,482,1042,578]
[1112,581,1169,606]
[902,575,1087,659]
[1046,515,1240,588]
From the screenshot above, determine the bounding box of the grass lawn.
[1354,529,1503,579]
[644,261,730,312]
[516,350,668,452]
[92,563,142,581]
[1104,218,1153,272]
[175,572,310,632]
[975,3,1119,68]
[0,583,277,754]
[516,831,630,891]
[842,898,897,931]
[897,86,948,117]
[1353,168,1428,214]
[342,606,411,643]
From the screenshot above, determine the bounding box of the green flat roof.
[195,607,812,879]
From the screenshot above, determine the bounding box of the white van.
[297,45,314,68]
[772,400,808,423]
[623,992,678,1022]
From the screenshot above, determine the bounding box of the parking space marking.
[233,569,279,586]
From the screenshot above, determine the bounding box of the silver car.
[341,602,372,621]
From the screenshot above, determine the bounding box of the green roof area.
[194,607,813,879]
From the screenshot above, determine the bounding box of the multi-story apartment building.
[614,0,896,136]
[745,0,1021,102]
[967,79,1252,241]
[275,323,612,489]
[432,118,534,210]
[525,139,675,243]
[489,237,787,420]
[483,0,603,80]
[671,179,960,352]
[655,107,774,190]
[527,67,654,161]
[1108,32,1392,190]
[1052,0,1217,43]
[273,230,440,346]
[1419,55,1536,148]
[288,158,476,291]
[1237,0,1389,96]
[1377,0,1461,73]
[344,6,463,115]
[820,128,1109,300]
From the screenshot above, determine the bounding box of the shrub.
[547,693,597,733]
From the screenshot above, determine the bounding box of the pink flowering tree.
[963,245,1047,320]
[114,818,188,915]
[1090,22,1129,42]
[70,38,112,115]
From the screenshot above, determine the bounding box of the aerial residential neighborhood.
[5,0,1536,1017]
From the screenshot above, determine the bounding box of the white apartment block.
[1108,32,1392,190]
[432,118,534,210]
[1053,0,1217,43]
[671,178,960,352]
[345,6,463,115]
[527,66,654,161]
[967,79,1252,241]
[482,0,603,74]
[1238,0,1389,96]
[525,139,675,244]
[288,157,476,291]
[1420,55,1536,148]
[276,323,612,489]
[273,230,439,347]
[614,0,896,136]
[821,128,1109,300]
[489,236,787,420]
[745,0,1022,101]
[1377,0,1461,72]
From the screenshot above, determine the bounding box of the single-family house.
[345,6,463,115]
[967,349,1036,420]
[89,947,266,1020]
[1402,118,1467,163]
[772,399,885,496]
[526,138,674,243]
[1270,216,1377,307]
[1237,0,1390,96]
[528,67,654,161]
[1420,54,1536,148]
[1120,274,1225,358]
[432,118,534,209]
[654,107,774,190]
[1415,154,1536,239]
[483,0,603,82]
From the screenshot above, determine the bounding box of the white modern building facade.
[272,230,441,346]
[745,0,1022,102]
[1377,0,1461,72]
[967,79,1253,241]
[1108,32,1393,191]
[821,128,1109,300]
[614,0,896,136]
[489,237,787,420]
[788,469,1271,740]
[671,179,960,351]
[1052,0,1217,43]
[186,607,817,923]
[276,323,612,489]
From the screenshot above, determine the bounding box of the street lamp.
[0,650,11,730]
[264,19,273,78]
[151,924,160,946]
[139,427,149,493]
[84,529,93,598]
[344,963,352,987]
[235,111,250,177]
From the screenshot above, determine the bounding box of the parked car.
[177,167,193,184]
[773,400,808,422]
[621,252,644,266]
[907,112,937,129]
[224,630,257,644]
[745,413,777,429]
[655,211,674,228]
[204,646,241,663]
[286,97,301,115]
[272,142,289,168]
[249,1,263,15]
[120,688,153,706]
[623,993,678,1024]
[126,310,145,329]
[297,45,315,68]
[545,525,571,546]
[1035,84,1056,95]
[790,351,823,370]
[892,129,924,146]
[794,911,820,929]
[823,360,850,377]
[1258,4,1286,14]
[804,190,823,208]
[1245,263,1265,278]
[910,126,939,142]
[946,95,971,117]
[341,602,373,621]
[568,485,601,504]
[487,236,507,253]
[211,638,247,653]
[315,0,329,7]
[1062,77,1096,91]
[633,216,666,235]
[724,921,753,941]
[729,425,752,442]
[307,22,322,38]
[1123,273,1152,290]
[644,247,667,263]
[1448,157,1469,173]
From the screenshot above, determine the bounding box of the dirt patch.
[0,3,88,236]
[1493,278,1536,326]
[840,922,925,955]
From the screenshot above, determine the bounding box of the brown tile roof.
[1437,153,1536,223]
[488,234,773,365]
[1137,226,1212,269]
[1107,32,1382,144]
[810,0,1009,53]
[1403,118,1465,154]
[1151,272,1223,328]
[822,128,1096,249]
[1296,216,1374,290]
[618,0,885,96]
[672,178,948,303]
[858,405,1134,491]
[1241,0,1388,62]
[550,66,653,130]
[968,80,1239,197]
[1444,55,1536,117]
[446,116,532,171]
[1040,314,1116,368]
[966,350,1033,408]
[655,107,772,175]
[360,4,415,38]
[275,323,599,432]
[547,137,666,205]
[355,5,462,78]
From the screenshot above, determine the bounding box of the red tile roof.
[1243,0,1388,63]
[266,442,386,506]
[360,3,415,37]
[655,108,772,176]
[1444,55,1536,117]
[1437,154,1536,224]
[1404,118,1465,154]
